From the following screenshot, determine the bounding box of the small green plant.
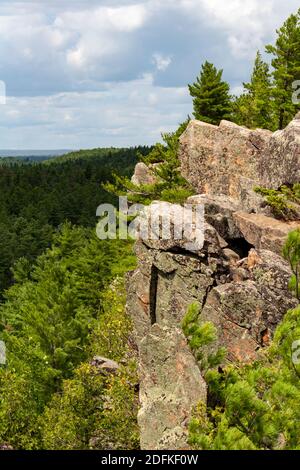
[181,302,226,373]
[283,229,300,301]
[254,184,300,220]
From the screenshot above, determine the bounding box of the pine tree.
[266,8,300,129]
[233,51,274,130]
[104,120,195,205]
[188,61,232,125]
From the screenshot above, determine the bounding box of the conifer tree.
[188,61,232,125]
[233,51,274,130]
[266,8,300,129]
[104,120,195,205]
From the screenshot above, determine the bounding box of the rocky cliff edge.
[127,114,300,450]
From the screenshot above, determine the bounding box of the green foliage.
[0,7,300,452]
[41,282,139,450]
[188,231,300,450]
[232,51,274,130]
[283,229,300,301]
[41,363,106,450]
[104,120,195,205]
[0,147,146,296]
[0,146,143,450]
[182,302,226,373]
[189,324,300,450]
[88,361,139,450]
[188,61,232,125]
[254,184,300,220]
[0,224,137,449]
[0,217,53,294]
[0,369,43,449]
[266,8,300,129]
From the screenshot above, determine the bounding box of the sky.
[0,0,299,150]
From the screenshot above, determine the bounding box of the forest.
[0,7,299,451]
[0,147,149,449]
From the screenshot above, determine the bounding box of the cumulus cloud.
[179,0,300,58]
[0,0,299,148]
[63,4,148,70]
[0,75,191,149]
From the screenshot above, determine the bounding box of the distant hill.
[45,147,138,165]
[0,150,73,164]
[0,149,71,158]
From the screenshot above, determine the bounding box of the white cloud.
[61,4,148,70]
[106,4,147,31]
[231,84,244,96]
[202,0,273,57]
[67,47,85,68]
[0,0,299,148]
[178,0,299,58]
[0,3,148,79]
[152,53,172,71]
[0,76,191,149]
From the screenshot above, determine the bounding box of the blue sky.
[0,0,299,150]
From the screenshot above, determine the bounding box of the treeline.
[0,146,150,295]
[189,8,300,130]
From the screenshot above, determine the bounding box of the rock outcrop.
[138,324,207,450]
[131,162,157,186]
[259,112,300,190]
[126,114,300,450]
[201,248,297,362]
[127,208,297,449]
[90,356,120,375]
[179,113,300,211]
[233,212,300,255]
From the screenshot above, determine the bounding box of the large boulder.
[90,356,120,375]
[201,249,297,362]
[179,115,300,211]
[131,162,157,186]
[126,220,226,347]
[233,212,300,255]
[187,194,242,239]
[259,112,300,189]
[179,119,271,206]
[138,324,207,450]
[130,200,229,255]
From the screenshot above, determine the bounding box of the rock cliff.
[179,113,300,211]
[127,114,300,450]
